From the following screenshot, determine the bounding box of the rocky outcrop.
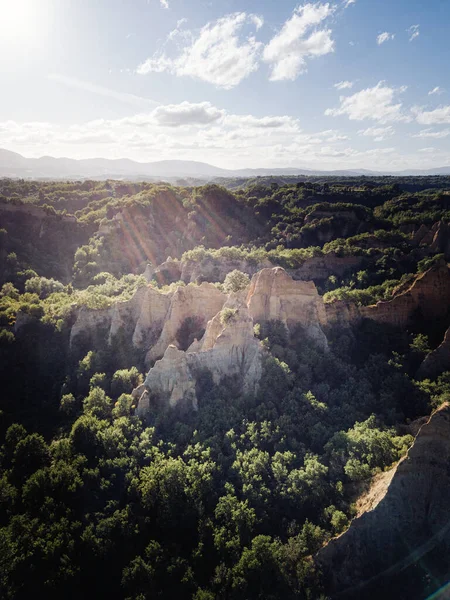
[290,254,363,281]
[412,221,450,257]
[71,260,450,417]
[146,283,226,362]
[247,267,328,349]
[316,404,450,598]
[133,267,330,412]
[70,286,171,351]
[70,306,114,344]
[361,260,450,327]
[325,260,450,329]
[140,300,262,412]
[417,326,450,379]
[70,283,226,365]
[144,254,362,286]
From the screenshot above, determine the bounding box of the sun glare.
[0,0,40,45]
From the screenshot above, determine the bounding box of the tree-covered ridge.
[1,176,450,599]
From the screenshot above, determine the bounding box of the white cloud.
[334,80,353,90]
[152,102,225,126]
[137,13,263,89]
[160,0,169,8]
[325,82,409,123]
[250,15,264,30]
[414,105,450,125]
[429,86,443,96]
[413,128,450,139]
[408,24,420,41]
[321,130,349,142]
[344,0,357,6]
[358,125,395,141]
[418,147,435,153]
[377,32,395,45]
[263,3,335,81]
[0,101,354,168]
[224,114,299,129]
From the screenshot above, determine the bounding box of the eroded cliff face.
[418,326,450,379]
[412,220,450,257]
[138,299,262,412]
[135,268,329,411]
[146,283,226,363]
[247,267,328,349]
[325,259,450,329]
[70,283,225,359]
[70,262,450,414]
[315,404,450,598]
[144,254,363,286]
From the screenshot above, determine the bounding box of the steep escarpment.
[144,253,363,286]
[316,404,450,599]
[136,268,329,411]
[412,220,450,257]
[70,261,450,413]
[0,202,93,284]
[71,267,330,412]
[70,282,226,365]
[247,267,327,349]
[138,299,262,412]
[326,259,450,329]
[418,325,450,379]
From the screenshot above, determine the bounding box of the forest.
[1,175,450,599]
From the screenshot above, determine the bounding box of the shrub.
[417,253,445,273]
[0,329,15,345]
[223,270,251,293]
[220,307,238,325]
[111,367,143,398]
[25,276,65,299]
[60,393,78,417]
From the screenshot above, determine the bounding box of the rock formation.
[146,283,226,363]
[70,283,226,364]
[247,267,328,349]
[144,253,362,286]
[139,299,262,412]
[412,220,450,257]
[71,261,450,415]
[325,259,450,329]
[135,268,331,411]
[417,326,450,379]
[315,404,450,598]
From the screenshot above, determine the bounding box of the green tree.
[223,270,251,293]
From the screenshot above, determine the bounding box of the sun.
[0,0,39,44]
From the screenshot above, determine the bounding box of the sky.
[1,0,450,171]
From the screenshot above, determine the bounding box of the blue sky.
[1,0,450,170]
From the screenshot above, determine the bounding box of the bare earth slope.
[316,404,450,599]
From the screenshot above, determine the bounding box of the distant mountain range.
[1,148,450,180]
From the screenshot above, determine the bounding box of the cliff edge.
[316,404,450,598]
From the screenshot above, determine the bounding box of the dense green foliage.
[1,176,450,599]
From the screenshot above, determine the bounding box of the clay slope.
[316,404,450,598]
[139,298,262,412]
[418,326,450,379]
[326,259,450,328]
[71,267,329,410]
[134,268,329,411]
[71,262,450,412]
[144,253,362,286]
[70,282,226,365]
